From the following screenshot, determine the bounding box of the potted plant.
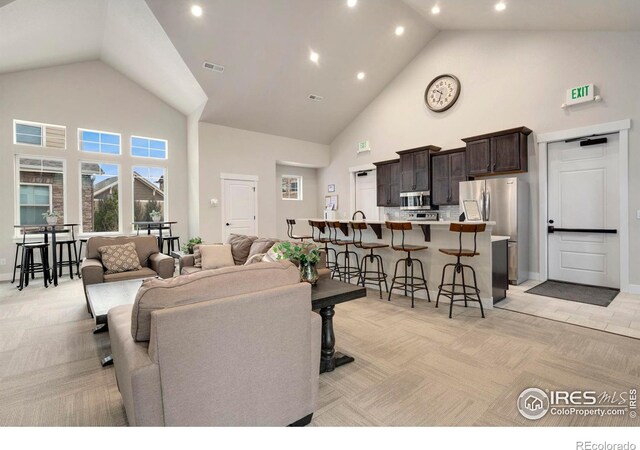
[41,210,61,226]
[272,241,321,285]
[181,237,203,254]
[149,210,162,223]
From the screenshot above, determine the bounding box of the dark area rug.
[525,280,619,307]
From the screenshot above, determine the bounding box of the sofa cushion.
[104,267,157,282]
[226,234,258,265]
[99,242,143,274]
[200,244,235,270]
[244,253,267,265]
[130,261,299,342]
[86,235,158,267]
[248,238,279,258]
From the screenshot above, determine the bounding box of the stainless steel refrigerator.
[459,177,528,285]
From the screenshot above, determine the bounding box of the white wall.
[0,60,188,278]
[196,123,329,243]
[275,165,319,240]
[320,31,640,284]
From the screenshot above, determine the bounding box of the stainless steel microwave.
[400,191,432,211]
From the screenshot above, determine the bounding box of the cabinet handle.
[487,163,490,172]
[492,163,496,171]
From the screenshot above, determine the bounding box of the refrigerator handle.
[485,189,491,221]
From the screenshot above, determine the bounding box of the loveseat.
[80,235,174,312]
[108,261,320,426]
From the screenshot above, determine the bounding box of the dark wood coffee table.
[311,277,366,373]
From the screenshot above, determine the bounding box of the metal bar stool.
[436,223,486,319]
[19,242,51,290]
[326,221,360,283]
[308,220,337,275]
[55,225,80,280]
[161,224,180,255]
[286,219,312,242]
[12,228,45,284]
[385,221,430,308]
[350,222,389,299]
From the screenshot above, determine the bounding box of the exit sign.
[565,83,595,106]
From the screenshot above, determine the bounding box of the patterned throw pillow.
[98,242,143,275]
[193,244,203,268]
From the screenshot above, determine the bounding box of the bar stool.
[385,221,430,308]
[12,228,45,284]
[19,242,51,290]
[350,222,389,298]
[436,223,486,319]
[326,221,360,283]
[286,219,312,242]
[161,224,181,255]
[55,226,79,280]
[308,220,337,275]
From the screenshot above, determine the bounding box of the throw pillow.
[98,242,142,275]
[193,244,203,268]
[244,253,267,265]
[200,244,235,270]
[248,238,279,258]
[226,233,258,265]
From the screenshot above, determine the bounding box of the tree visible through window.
[282,175,302,200]
[133,166,166,222]
[81,162,120,233]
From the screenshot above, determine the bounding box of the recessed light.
[431,5,440,14]
[357,72,366,80]
[309,51,319,63]
[191,5,202,17]
[347,0,357,7]
[395,26,405,36]
[494,2,506,11]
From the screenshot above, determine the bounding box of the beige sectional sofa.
[108,261,321,426]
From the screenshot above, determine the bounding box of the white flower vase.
[151,216,162,223]
[46,216,58,225]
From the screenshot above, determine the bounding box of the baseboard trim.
[625,284,640,295]
[0,272,12,282]
[527,272,541,281]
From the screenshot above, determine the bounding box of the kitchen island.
[300,219,499,309]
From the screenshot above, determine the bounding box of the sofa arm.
[149,252,175,279]
[81,258,105,286]
[178,254,195,274]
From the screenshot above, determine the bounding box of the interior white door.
[223,178,257,241]
[548,134,619,288]
[355,170,378,220]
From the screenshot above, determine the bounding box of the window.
[133,166,166,222]
[14,120,66,148]
[16,156,65,225]
[281,175,303,200]
[79,129,121,155]
[81,162,120,233]
[131,136,168,159]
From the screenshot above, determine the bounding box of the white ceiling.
[145,0,437,144]
[403,0,640,31]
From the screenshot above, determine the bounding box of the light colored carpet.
[1,277,639,426]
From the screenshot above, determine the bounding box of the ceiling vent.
[308,94,324,102]
[203,61,225,73]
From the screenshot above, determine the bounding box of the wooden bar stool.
[385,221,430,308]
[308,220,337,275]
[436,223,486,319]
[351,222,389,299]
[286,219,312,242]
[326,221,360,283]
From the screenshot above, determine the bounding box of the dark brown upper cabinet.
[431,148,466,206]
[462,127,532,177]
[373,159,400,207]
[396,145,441,192]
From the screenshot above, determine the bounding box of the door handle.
[548,226,617,234]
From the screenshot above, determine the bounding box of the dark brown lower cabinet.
[431,149,466,206]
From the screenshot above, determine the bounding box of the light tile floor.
[495,280,640,339]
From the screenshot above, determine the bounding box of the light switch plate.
[637,209,640,220]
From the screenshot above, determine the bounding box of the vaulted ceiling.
[2,0,640,144]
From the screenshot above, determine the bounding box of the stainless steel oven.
[400,191,432,211]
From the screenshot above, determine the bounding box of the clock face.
[425,74,461,112]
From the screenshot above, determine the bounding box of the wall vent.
[203,61,225,73]
[308,94,324,101]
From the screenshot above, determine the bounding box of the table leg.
[157,225,163,252]
[51,229,58,286]
[319,305,354,373]
[101,355,113,367]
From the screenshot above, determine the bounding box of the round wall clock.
[424,74,461,112]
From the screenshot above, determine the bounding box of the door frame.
[220,173,259,242]
[349,163,377,220]
[537,119,631,292]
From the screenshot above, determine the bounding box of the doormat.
[525,280,619,307]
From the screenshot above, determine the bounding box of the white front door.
[223,178,257,241]
[547,134,620,288]
[355,170,378,220]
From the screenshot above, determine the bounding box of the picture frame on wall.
[328,184,335,193]
[325,195,338,211]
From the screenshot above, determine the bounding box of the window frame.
[281,174,303,201]
[79,160,123,236]
[131,165,168,229]
[130,135,169,160]
[77,128,122,156]
[13,119,67,149]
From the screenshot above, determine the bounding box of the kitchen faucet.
[352,210,366,220]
